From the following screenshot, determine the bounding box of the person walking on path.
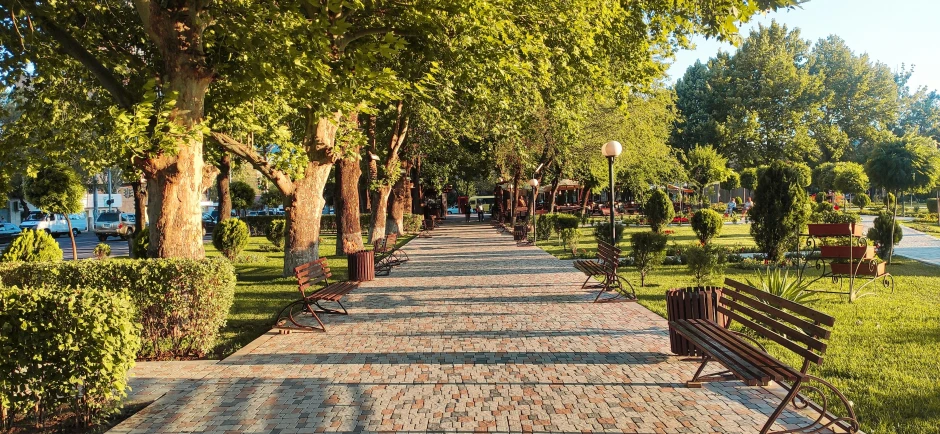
[477,204,484,222]
[464,204,471,223]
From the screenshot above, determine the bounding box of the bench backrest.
[596,241,621,268]
[294,258,331,296]
[373,233,398,253]
[721,278,835,371]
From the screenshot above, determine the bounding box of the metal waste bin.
[348,250,375,282]
[666,286,725,356]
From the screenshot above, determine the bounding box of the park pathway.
[111,222,822,433]
[858,215,940,266]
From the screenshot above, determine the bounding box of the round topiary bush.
[853,193,872,211]
[645,189,675,233]
[868,212,902,259]
[690,209,724,245]
[926,197,938,214]
[266,219,286,248]
[133,227,150,259]
[0,229,63,262]
[93,242,111,260]
[213,218,250,260]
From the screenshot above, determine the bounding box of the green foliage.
[813,162,837,192]
[0,229,62,263]
[853,193,872,211]
[690,209,724,245]
[230,181,257,212]
[746,267,814,304]
[927,198,938,214]
[133,227,150,259]
[555,214,581,230]
[811,209,860,225]
[833,162,869,194]
[0,259,236,359]
[559,228,581,256]
[631,232,667,287]
[259,189,285,209]
[735,196,744,207]
[594,222,625,246]
[536,214,558,240]
[750,161,810,262]
[682,244,727,286]
[683,146,730,203]
[266,219,286,248]
[213,219,250,260]
[645,189,675,233]
[403,214,423,233]
[868,212,902,258]
[720,171,741,191]
[739,167,759,190]
[884,192,896,209]
[93,243,112,259]
[865,136,940,195]
[0,285,140,427]
[24,164,85,216]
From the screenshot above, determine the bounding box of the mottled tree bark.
[334,149,364,256]
[389,175,408,234]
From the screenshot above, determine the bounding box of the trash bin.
[348,250,375,282]
[513,224,526,241]
[666,286,725,356]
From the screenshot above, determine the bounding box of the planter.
[819,245,875,260]
[666,287,726,357]
[830,260,885,277]
[808,223,863,237]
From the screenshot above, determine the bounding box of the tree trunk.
[144,139,206,259]
[216,151,232,222]
[549,177,560,213]
[510,171,521,227]
[389,176,407,234]
[334,153,364,256]
[888,190,898,265]
[129,179,147,258]
[412,158,422,215]
[580,187,591,217]
[369,185,392,242]
[283,162,331,276]
[65,218,77,260]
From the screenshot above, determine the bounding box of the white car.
[18,212,87,237]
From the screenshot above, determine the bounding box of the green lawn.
[204,234,412,358]
[538,221,758,258]
[537,224,940,434]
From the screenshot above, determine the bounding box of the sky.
[666,0,940,92]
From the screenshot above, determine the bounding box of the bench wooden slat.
[723,290,830,339]
[717,305,825,365]
[691,319,801,383]
[721,297,829,352]
[670,320,766,385]
[724,279,835,327]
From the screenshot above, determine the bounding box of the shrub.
[631,232,668,287]
[735,196,743,206]
[594,222,625,246]
[746,267,814,304]
[559,228,581,256]
[0,258,236,359]
[884,192,895,209]
[555,214,580,230]
[213,218,250,260]
[927,198,939,214]
[403,213,423,233]
[690,209,723,245]
[132,227,149,259]
[266,219,286,248]
[536,213,557,240]
[0,229,62,262]
[0,285,139,427]
[814,201,835,213]
[93,242,112,259]
[683,244,727,286]
[853,193,872,211]
[814,192,826,204]
[750,161,810,262]
[645,189,674,233]
[867,212,902,259]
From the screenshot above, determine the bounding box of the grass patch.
[537,227,940,434]
[205,234,412,358]
[537,222,758,258]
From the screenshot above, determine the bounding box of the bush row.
[0,258,236,360]
[0,285,140,428]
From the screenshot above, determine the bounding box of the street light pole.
[529,178,539,244]
[601,141,623,245]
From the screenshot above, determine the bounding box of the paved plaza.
[112,222,825,433]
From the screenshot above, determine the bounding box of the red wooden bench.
[573,241,635,302]
[274,258,359,332]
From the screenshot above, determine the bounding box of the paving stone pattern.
[111,222,823,433]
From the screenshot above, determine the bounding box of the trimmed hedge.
[690,209,723,245]
[594,222,625,245]
[241,214,373,236]
[403,213,422,233]
[0,285,139,427]
[0,229,62,263]
[0,259,236,359]
[266,219,286,248]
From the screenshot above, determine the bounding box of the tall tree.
[24,164,86,260]
[683,145,730,206]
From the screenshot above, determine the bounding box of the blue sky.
[667,0,940,92]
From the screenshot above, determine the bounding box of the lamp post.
[601,141,623,244]
[529,178,539,244]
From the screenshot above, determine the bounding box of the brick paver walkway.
[111,222,821,433]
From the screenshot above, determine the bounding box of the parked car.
[202,215,218,236]
[0,222,22,243]
[447,205,459,215]
[94,212,136,241]
[19,212,85,237]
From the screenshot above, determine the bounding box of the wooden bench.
[274,258,359,332]
[418,219,433,238]
[573,241,635,302]
[670,278,858,434]
[374,232,408,275]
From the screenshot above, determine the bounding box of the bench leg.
[761,378,803,434]
[313,299,348,315]
[593,274,637,303]
[275,299,327,332]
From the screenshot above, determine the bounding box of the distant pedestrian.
[464,204,471,223]
[477,204,484,222]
